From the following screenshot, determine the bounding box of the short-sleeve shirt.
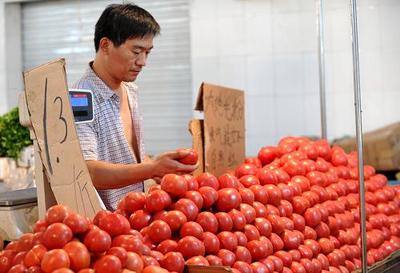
[73,63,145,211]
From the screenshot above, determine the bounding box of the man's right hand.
[150,150,199,178]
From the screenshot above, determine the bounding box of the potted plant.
[0,107,32,181]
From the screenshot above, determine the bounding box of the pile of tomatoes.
[2,137,400,273]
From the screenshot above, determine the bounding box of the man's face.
[106,35,154,82]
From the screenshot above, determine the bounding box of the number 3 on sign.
[43,78,68,174]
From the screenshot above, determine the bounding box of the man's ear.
[99,37,112,54]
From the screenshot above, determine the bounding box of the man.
[73,3,197,211]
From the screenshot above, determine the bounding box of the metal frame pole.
[317,0,327,139]
[349,0,368,272]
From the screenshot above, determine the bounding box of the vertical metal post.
[317,0,327,139]
[349,0,368,272]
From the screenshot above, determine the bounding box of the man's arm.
[87,150,198,190]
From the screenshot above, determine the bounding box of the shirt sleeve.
[75,121,98,161]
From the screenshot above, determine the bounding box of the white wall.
[190,0,400,156]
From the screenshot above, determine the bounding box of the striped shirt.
[73,63,145,211]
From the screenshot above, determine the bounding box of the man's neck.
[92,59,121,91]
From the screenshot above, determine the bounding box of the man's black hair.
[94,3,160,52]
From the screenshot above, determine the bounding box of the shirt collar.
[85,62,118,101]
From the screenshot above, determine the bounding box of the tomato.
[217,188,242,212]
[107,247,128,268]
[84,228,111,253]
[239,175,259,188]
[62,241,90,271]
[33,219,48,233]
[236,163,258,178]
[142,265,169,273]
[177,148,198,165]
[315,222,330,238]
[201,232,220,254]
[160,174,188,198]
[24,244,47,267]
[275,250,292,267]
[129,210,152,230]
[122,192,146,213]
[239,188,255,204]
[148,220,171,243]
[318,238,334,255]
[45,205,70,224]
[176,236,205,259]
[247,240,271,260]
[290,261,306,273]
[141,256,159,267]
[304,208,322,227]
[239,203,256,224]
[219,173,240,188]
[234,246,252,264]
[289,214,304,232]
[42,223,73,249]
[198,186,218,208]
[278,200,293,218]
[196,211,218,233]
[217,231,238,251]
[146,190,171,213]
[41,249,70,273]
[196,172,219,190]
[234,231,248,246]
[269,233,284,252]
[267,215,284,234]
[94,255,121,273]
[229,209,247,230]
[182,174,198,191]
[184,191,203,210]
[283,160,306,177]
[185,256,210,266]
[162,210,187,232]
[278,184,294,202]
[8,264,28,273]
[256,168,277,186]
[264,185,282,206]
[302,191,320,207]
[233,261,252,273]
[52,268,74,273]
[206,255,222,265]
[98,212,130,237]
[156,240,178,254]
[258,146,278,165]
[62,213,89,235]
[173,198,199,221]
[215,212,233,231]
[282,230,302,250]
[217,249,236,266]
[254,218,272,237]
[252,202,268,218]
[180,221,203,239]
[12,251,27,266]
[160,252,185,273]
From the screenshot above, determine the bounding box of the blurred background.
[0,0,399,156]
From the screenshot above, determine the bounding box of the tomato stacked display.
[2,138,400,273]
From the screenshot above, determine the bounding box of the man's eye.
[133,51,141,55]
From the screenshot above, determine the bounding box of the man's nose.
[136,52,147,67]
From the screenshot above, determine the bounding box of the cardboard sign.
[192,82,245,177]
[23,59,102,218]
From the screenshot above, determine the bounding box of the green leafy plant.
[0,107,32,159]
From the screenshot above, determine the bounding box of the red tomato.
[247,240,271,260]
[279,200,294,218]
[267,215,284,234]
[184,191,203,210]
[63,241,90,271]
[129,210,152,230]
[235,246,252,264]
[156,240,178,254]
[160,252,185,273]
[290,261,306,273]
[148,220,171,243]
[196,172,219,190]
[302,191,320,207]
[254,218,272,237]
[98,212,130,237]
[201,232,220,254]
[94,255,121,273]
[282,230,301,250]
[24,244,47,267]
[234,231,248,247]
[146,190,171,213]
[239,203,256,224]
[176,236,205,259]
[196,211,218,233]
[273,169,291,184]
[8,264,28,273]
[180,221,203,239]
[236,163,258,178]
[42,223,73,249]
[160,174,188,197]
[245,157,262,168]
[217,188,242,212]
[278,184,294,202]
[107,247,128,267]
[233,261,252,273]
[123,192,146,213]
[163,210,187,232]
[215,212,233,231]
[41,249,70,273]
[274,250,292,267]
[252,202,268,218]
[206,255,222,265]
[198,186,218,208]
[269,232,284,252]
[217,231,238,251]
[45,205,70,224]
[62,213,89,234]
[112,234,143,254]
[299,143,318,160]
[304,208,322,227]
[173,198,199,221]
[33,219,48,233]
[315,222,330,238]
[264,185,282,206]
[219,173,240,189]
[142,265,168,273]
[239,188,255,204]
[18,233,34,251]
[177,148,198,165]
[217,249,236,266]
[318,238,334,255]
[267,255,284,273]
[84,228,111,253]
[185,256,210,266]
[258,146,278,166]
[292,196,310,215]
[283,160,306,177]
[141,256,159,267]
[229,209,247,230]
[183,174,198,191]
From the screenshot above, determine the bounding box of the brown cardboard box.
[334,122,400,171]
[23,59,103,218]
[189,82,245,177]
